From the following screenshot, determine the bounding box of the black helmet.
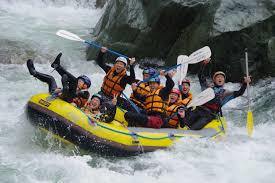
[91,93,103,104]
[77,75,91,88]
[177,105,187,111]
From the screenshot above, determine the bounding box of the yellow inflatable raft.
[26,93,226,156]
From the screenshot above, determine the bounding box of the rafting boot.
[26,59,37,76]
[51,52,62,69]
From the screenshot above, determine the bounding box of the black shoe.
[26,59,37,76]
[51,52,62,68]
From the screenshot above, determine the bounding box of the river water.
[0,0,274,182]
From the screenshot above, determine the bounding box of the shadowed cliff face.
[95,0,107,8]
[87,0,275,81]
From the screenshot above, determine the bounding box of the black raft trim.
[26,101,165,156]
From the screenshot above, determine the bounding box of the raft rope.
[76,104,224,141]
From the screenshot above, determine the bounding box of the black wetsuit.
[27,59,89,104]
[185,63,247,130]
[55,64,89,103]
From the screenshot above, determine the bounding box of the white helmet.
[115,56,128,66]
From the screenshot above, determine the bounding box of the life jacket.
[165,102,181,128]
[181,92,192,105]
[71,89,90,108]
[144,88,167,115]
[130,82,150,109]
[203,86,225,114]
[101,67,127,97]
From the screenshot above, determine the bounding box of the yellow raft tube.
[26,93,227,156]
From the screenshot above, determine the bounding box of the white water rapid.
[0,0,274,182]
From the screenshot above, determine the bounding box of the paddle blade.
[56,30,84,42]
[177,55,189,65]
[188,46,211,64]
[177,55,189,81]
[180,64,188,81]
[187,88,215,108]
[246,110,254,137]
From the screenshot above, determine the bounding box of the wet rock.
[87,0,275,81]
[95,0,107,8]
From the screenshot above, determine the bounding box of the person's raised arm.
[95,47,111,73]
[159,71,175,101]
[233,76,251,98]
[198,58,211,91]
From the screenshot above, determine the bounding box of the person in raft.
[183,58,252,130]
[82,93,118,123]
[178,78,193,105]
[130,67,157,110]
[26,54,91,108]
[124,70,175,129]
[162,88,187,128]
[95,47,136,111]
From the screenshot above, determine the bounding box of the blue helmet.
[148,77,160,83]
[143,67,157,76]
[77,75,91,88]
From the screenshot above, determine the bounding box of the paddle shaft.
[245,49,251,110]
[84,40,129,59]
[121,92,141,113]
[56,30,129,59]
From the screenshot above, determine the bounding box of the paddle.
[140,46,212,84]
[245,49,254,137]
[56,30,129,59]
[121,92,141,113]
[187,88,215,108]
[177,55,189,81]
[177,55,189,91]
[188,46,211,64]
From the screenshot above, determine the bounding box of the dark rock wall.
[87,0,275,81]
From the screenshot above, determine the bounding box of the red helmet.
[171,88,181,96]
[181,78,191,86]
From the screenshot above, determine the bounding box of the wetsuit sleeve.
[233,83,247,98]
[120,65,136,86]
[198,63,209,91]
[100,103,117,123]
[95,51,111,73]
[220,83,247,106]
[179,115,188,128]
[159,75,175,101]
[128,64,136,84]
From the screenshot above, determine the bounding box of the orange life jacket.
[72,96,88,108]
[165,102,181,128]
[145,88,167,115]
[181,92,192,105]
[68,89,89,108]
[101,67,127,97]
[130,82,150,109]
